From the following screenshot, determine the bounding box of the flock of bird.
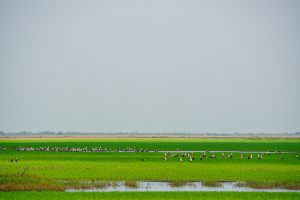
[0,146,152,152]
[161,151,285,162]
[1,146,299,163]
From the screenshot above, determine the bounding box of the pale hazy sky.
[0,0,299,133]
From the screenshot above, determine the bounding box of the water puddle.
[65,181,300,192]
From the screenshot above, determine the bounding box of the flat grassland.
[0,191,299,200]
[0,138,299,199]
[1,138,299,151]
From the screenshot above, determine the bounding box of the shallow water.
[66,181,300,192]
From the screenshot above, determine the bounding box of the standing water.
[65,181,300,192]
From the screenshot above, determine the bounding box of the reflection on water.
[65,181,300,192]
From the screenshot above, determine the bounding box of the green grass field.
[1,191,300,200]
[1,138,300,151]
[0,138,299,199]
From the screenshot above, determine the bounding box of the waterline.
[65,181,300,192]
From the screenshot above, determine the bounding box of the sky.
[0,0,299,133]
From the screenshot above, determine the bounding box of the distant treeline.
[0,131,299,137]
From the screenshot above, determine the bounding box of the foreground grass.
[0,191,300,200]
[1,152,299,182]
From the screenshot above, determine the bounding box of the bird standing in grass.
[257,154,260,159]
[189,156,193,162]
[164,153,167,161]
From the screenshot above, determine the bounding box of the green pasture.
[0,151,299,182]
[0,191,300,200]
[1,138,300,151]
